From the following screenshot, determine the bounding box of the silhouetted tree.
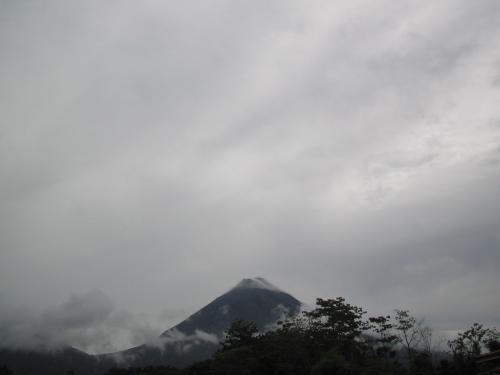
[394,309,421,369]
[94,298,498,375]
[485,327,500,352]
[221,319,258,351]
[304,297,369,360]
[448,323,498,375]
[368,315,400,365]
[487,339,500,352]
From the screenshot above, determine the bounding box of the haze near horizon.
[0,0,499,354]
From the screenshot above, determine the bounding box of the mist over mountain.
[1,0,500,373]
[0,278,302,374]
[0,290,162,354]
[102,277,302,368]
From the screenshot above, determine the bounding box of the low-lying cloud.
[147,328,219,353]
[0,291,170,354]
[0,0,499,353]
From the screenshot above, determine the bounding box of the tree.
[487,338,500,352]
[368,315,400,365]
[304,297,369,360]
[448,323,493,358]
[448,323,499,374]
[418,325,433,356]
[221,319,258,351]
[485,327,500,352]
[394,309,421,368]
[417,323,437,371]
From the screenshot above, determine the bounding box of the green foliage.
[305,297,368,340]
[368,315,400,363]
[485,327,500,352]
[304,297,369,359]
[448,323,494,358]
[99,298,497,375]
[447,323,499,374]
[221,319,258,351]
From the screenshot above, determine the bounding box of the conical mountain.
[0,278,302,373]
[164,277,301,336]
[109,277,302,367]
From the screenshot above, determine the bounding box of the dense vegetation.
[2,297,498,375]
[99,297,499,375]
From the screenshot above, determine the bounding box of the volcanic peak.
[232,277,282,292]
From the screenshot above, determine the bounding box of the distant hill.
[0,278,302,374]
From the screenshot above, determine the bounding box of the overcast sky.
[1,0,500,354]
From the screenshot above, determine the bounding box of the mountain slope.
[0,278,302,373]
[104,277,302,367]
[169,277,300,335]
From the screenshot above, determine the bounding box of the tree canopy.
[100,298,499,375]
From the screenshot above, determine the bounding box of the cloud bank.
[0,291,167,354]
[0,0,499,351]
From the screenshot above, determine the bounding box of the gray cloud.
[0,290,176,354]
[146,328,219,352]
[1,0,499,352]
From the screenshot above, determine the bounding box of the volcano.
[0,278,302,373]
[104,277,302,367]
